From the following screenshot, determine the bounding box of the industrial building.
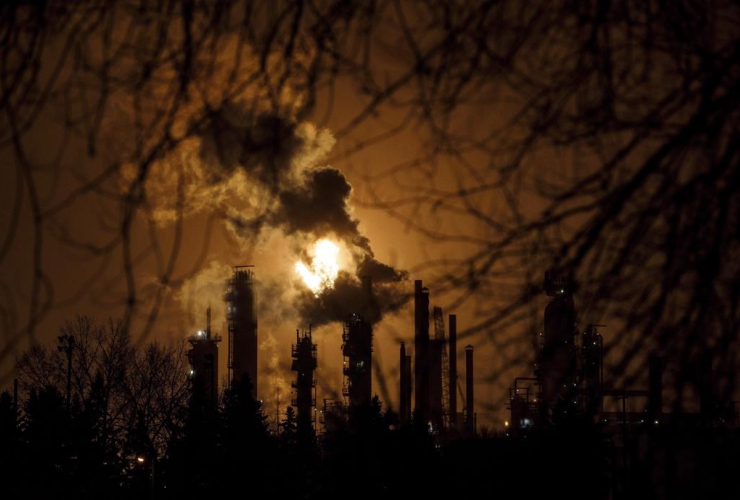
[342,313,373,410]
[465,345,475,434]
[539,268,579,421]
[414,280,430,423]
[399,342,412,422]
[506,268,735,433]
[225,265,258,396]
[407,279,470,434]
[187,307,222,405]
[291,327,317,436]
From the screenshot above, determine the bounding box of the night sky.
[1,1,738,431]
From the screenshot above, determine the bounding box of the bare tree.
[1,1,738,412]
[16,315,189,454]
[354,1,740,408]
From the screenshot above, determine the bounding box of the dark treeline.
[1,316,738,500]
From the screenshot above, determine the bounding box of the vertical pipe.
[206,307,211,339]
[465,345,474,435]
[405,355,412,419]
[400,342,407,421]
[429,340,443,428]
[362,276,373,303]
[414,280,430,421]
[449,315,457,427]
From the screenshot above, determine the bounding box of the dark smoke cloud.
[356,255,409,283]
[296,271,409,327]
[196,102,410,325]
[198,107,303,191]
[271,168,371,252]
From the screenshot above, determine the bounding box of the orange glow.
[295,239,340,294]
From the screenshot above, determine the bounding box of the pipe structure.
[449,314,457,428]
[414,280,430,422]
[465,345,474,435]
[226,266,258,396]
[400,342,408,421]
[342,314,373,409]
[291,327,318,438]
[187,308,222,405]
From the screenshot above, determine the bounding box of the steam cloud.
[190,101,411,325]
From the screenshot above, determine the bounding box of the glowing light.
[295,239,340,294]
[137,457,145,463]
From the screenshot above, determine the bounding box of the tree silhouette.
[280,405,298,447]
[22,386,71,495]
[0,390,21,497]
[220,373,277,495]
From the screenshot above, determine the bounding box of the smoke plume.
[169,101,411,325]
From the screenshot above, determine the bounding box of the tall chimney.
[362,275,373,315]
[465,345,474,435]
[405,354,412,419]
[206,306,212,339]
[400,342,408,421]
[449,314,457,427]
[414,280,430,422]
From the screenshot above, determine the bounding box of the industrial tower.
[225,265,258,396]
[582,324,604,415]
[432,306,451,429]
[399,342,412,422]
[291,327,317,436]
[448,314,458,428]
[465,345,475,435]
[342,313,373,409]
[187,308,222,405]
[539,268,578,421]
[414,280,430,422]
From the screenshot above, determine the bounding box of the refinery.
[187,264,736,440]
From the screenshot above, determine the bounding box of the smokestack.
[400,342,408,421]
[188,310,222,405]
[648,354,662,422]
[226,266,258,396]
[429,340,443,429]
[405,354,412,420]
[465,345,474,435]
[362,275,372,300]
[206,306,211,339]
[449,315,457,428]
[414,280,430,422]
[343,314,373,410]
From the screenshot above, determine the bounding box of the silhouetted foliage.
[220,373,277,496]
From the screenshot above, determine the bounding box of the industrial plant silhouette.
[2,265,737,500]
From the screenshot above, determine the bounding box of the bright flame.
[295,239,340,294]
